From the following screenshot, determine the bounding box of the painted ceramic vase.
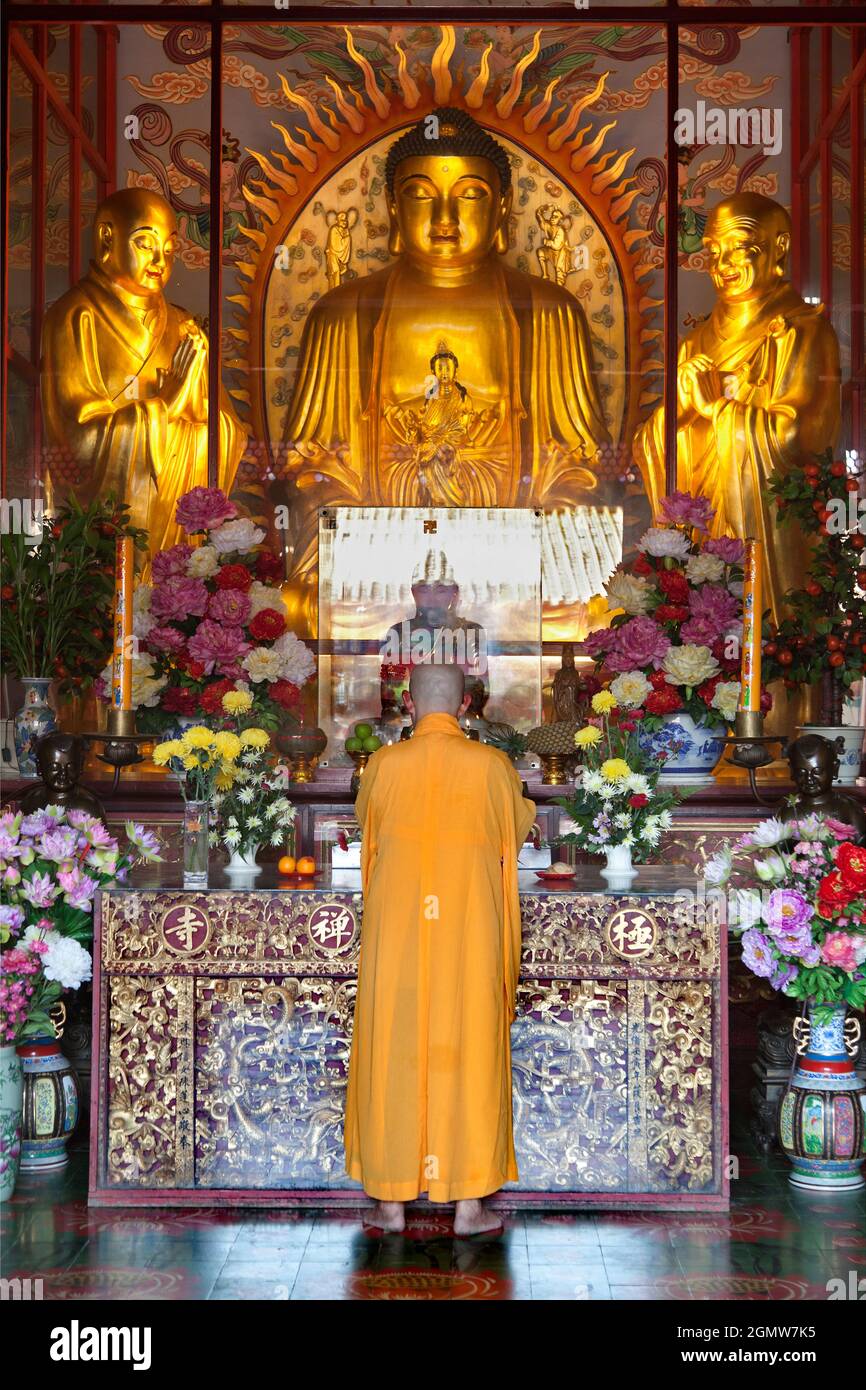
[0,1045,23,1201]
[637,711,727,787]
[778,1003,866,1191]
[13,678,57,779]
[16,1037,80,1171]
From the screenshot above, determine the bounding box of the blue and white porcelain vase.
[797,724,865,787]
[778,1003,866,1191]
[13,677,57,778]
[638,711,726,787]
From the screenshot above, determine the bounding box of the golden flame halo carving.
[230,25,660,462]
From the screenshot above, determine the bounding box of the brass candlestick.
[726,708,787,806]
[81,708,153,793]
[348,749,370,797]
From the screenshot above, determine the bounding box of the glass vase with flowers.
[151,708,273,886]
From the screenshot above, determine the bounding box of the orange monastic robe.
[345,711,536,1202]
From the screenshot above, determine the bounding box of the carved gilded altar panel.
[644,980,716,1194]
[106,976,193,1188]
[93,886,726,1207]
[509,980,628,1192]
[195,976,356,1190]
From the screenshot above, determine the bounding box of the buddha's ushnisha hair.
[430,341,458,372]
[385,107,512,198]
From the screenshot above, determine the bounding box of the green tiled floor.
[2,1077,864,1300]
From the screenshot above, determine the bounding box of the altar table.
[88,866,728,1210]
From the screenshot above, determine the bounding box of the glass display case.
[317,506,543,759]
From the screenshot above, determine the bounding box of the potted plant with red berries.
[764,450,866,784]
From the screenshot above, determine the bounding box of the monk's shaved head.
[95,187,177,237]
[707,191,792,241]
[409,663,465,718]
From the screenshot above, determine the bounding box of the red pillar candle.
[111,537,134,712]
[739,538,763,713]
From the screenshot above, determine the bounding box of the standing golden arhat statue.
[634,192,840,628]
[40,188,247,556]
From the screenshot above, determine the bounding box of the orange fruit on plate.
[296,856,316,876]
[278,855,296,875]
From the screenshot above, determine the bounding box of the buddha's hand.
[158,328,207,416]
[677,353,723,420]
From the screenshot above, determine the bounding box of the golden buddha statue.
[280,107,610,635]
[41,188,247,556]
[634,192,840,628]
[383,341,502,507]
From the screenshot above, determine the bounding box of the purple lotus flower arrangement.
[0,807,162,1042]
[95,487,315,736]
[579,491,772,731]
[705,815,866,1013]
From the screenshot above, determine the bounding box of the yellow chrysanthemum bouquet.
[151,689,269,803]
[153,690,293,883]
[555,691,684,863]
[153,727,241,800]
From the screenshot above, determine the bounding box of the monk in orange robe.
[345,663,536,1234]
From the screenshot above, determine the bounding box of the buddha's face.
[37,738,80,791]
[704,210,788,303]
[99,197,178,299]
[390,156,509,272]
[433,356,457,387]
[412,580,458,613]
[791,748,834,797]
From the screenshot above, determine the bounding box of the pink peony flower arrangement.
[96,488,315,735]
[706,816,866,1012]
[0,807,162,1042]
[579,491,772,732]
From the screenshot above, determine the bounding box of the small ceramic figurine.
[19,733,107,822]
[782,733,866,845]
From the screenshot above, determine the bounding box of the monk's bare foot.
[365,1200,405,1233]
[453,1199,503,1236]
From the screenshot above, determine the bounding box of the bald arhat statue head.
[405,663,469,722]
[94,187,178,300]
[704,191,792,303]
